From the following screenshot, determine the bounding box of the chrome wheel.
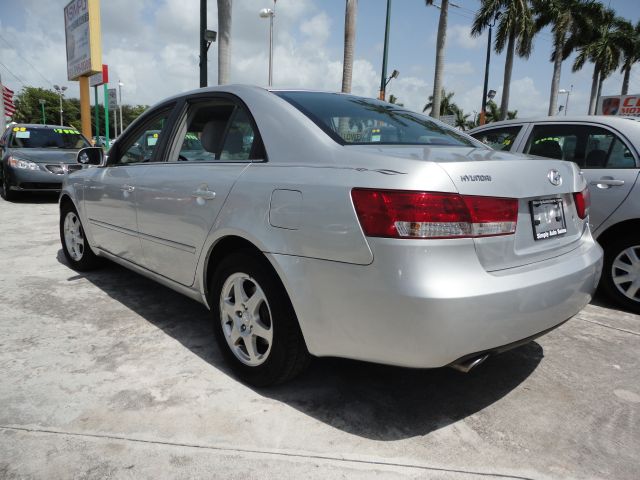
[219,272,273,366]
[611,246,640,302]
[63,212,85,262]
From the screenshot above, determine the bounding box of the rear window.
[274,91,478,147]
[9,126,90,149]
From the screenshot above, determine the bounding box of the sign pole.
[79,76,92,139]
[103,82,110,146]
[0,73,5,134]
[94,85,99,139]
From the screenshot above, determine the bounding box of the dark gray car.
[470,116,640,313]
[0,124,91,200]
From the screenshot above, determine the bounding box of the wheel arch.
[596,219,640,250]
[202,234,310,346]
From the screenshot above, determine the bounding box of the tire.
[210,251,310,387]
[60,202,102,271]
[0,167,17,201]
[600,237,640,314]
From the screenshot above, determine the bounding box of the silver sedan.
[59,86,603,386]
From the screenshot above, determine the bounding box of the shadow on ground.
[5,192,59,204]
[58,251,543,440]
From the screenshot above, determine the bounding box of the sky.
[1,0,639,119]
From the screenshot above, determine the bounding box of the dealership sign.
[598,95,640,117]
[64,0,102,80]
[89,64,109,87]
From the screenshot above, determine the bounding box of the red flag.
[3,85,16,117]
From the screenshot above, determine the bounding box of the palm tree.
[572,6,628,114]
[472,0,536,120]
[423,89,458,116]
[483,100,517,122]
[454,109,470,130]
[426,0,449,120]
[620,20,640,95]
[217,0,232,85]
[533,0,600,116]
[341,0,358,93]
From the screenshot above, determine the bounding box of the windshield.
[274,91,478,147]
[182,132,204,151]
[9,127,90,149]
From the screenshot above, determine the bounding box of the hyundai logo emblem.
[547,169,562,186]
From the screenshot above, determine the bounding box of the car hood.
[345,145,532,163]
[8,148,80,164]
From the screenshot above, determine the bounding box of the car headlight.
[8,156,40,171]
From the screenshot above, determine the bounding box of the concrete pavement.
[0,194,639,479]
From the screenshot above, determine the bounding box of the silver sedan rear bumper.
[270,234,603,368]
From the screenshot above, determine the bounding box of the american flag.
[3,85,16,117]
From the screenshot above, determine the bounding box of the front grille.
[45,164,84,175]
[19,182,62,190]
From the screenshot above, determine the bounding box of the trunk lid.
[346,146,589,271]
[437,156,587,271]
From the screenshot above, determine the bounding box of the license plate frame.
[530,197,567,241]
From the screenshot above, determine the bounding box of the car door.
[82,105,176,262]
[134,96,263,286]
[523,123,639,232]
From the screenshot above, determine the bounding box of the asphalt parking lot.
[0,194,639,480]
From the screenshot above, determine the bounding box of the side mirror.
[77,147,104,166]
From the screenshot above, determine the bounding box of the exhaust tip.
[449,354,490,373]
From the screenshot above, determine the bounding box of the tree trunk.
[588,65,599,115]
[548,39,563,116]
[596,74,604,112]
[217,0,232,85]
[621,64,631,95]
[500,30,516,121]
[341,0,357,93]
[430,0,448,119]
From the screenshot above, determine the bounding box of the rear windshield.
[9,127,90,149]
[274,91,478,147]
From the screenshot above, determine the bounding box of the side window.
[220,108,262,161]
[585,132,635,169]
[172,102,235,162]
[471,126,522,151]
[114,110,172,165]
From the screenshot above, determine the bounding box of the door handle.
[192,185,216,200]
[120,184,135,192]
[590,178,625,189]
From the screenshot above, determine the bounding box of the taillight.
[351,189,518,239]
[573,188,590,219]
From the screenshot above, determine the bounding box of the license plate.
[530,198,567,241]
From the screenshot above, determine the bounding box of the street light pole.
[379,0,392,100]
[259,1,277,86]
[53,85,67,126]
[118,80,124,136]
[480,13,499,125]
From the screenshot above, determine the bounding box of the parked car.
[470,116,640,313]
[0,124,91,200]
[59,86,602,386]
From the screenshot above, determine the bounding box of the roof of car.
[471,115,639,129]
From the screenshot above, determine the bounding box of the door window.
[471,126,522,151]
[171,101,264,162]
[113,109,173,165]
[525,124,636,168]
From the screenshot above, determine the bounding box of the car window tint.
[586,133,635,169]
[116,112,171,165]
[8,126,90,149]
[471,126,521,151]
[525,124,636,169]
[275,91,479,147]
[173,103,235,162]
[220,108,258,161]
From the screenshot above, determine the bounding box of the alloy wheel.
[611,245,640,303]
[219,272,273,366]
[63,212,85,261]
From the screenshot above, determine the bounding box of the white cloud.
[448,24,481,50]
